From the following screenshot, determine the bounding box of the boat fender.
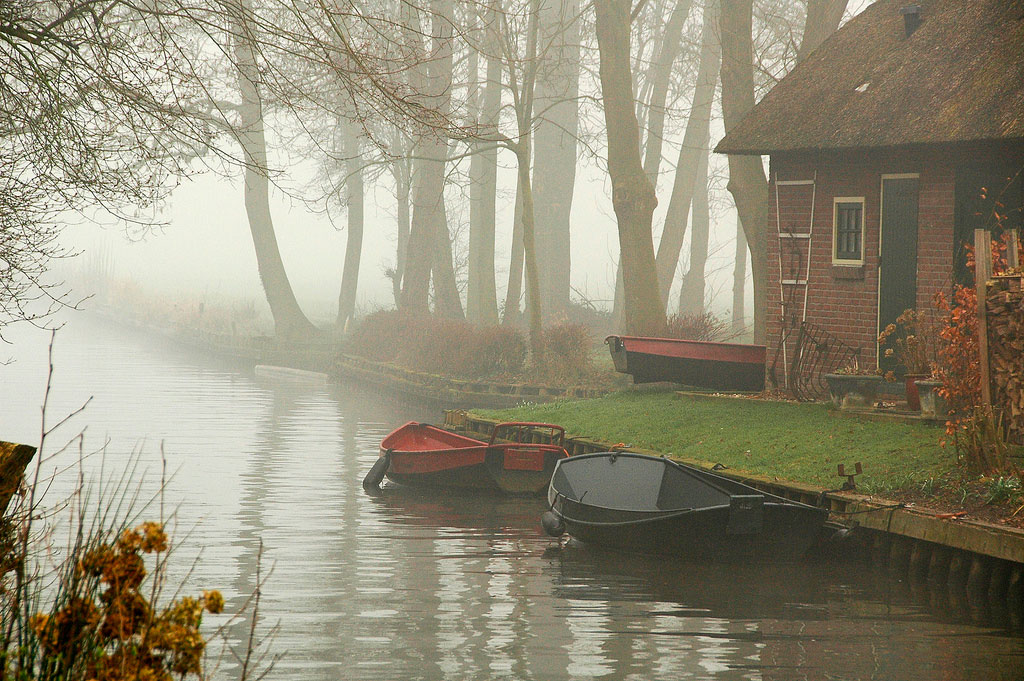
[829,526,854,543]
[541,511,566,538]
[362,450,392,491]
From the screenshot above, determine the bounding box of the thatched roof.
[715,0,1024,155]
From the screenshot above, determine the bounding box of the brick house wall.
[765,147,956,375]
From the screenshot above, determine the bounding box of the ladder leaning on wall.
[773,170,817,389]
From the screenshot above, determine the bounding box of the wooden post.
[975,229,993,408]
[1007,230,1020,270]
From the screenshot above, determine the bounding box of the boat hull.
[547,452,827,561]
[606,335,766,391]
[379,422,567,495]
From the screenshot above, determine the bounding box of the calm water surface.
[2,316,1023,680]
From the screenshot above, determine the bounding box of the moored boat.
[605,335,766,391]
[542,452,827,561]
[363,421,569,495]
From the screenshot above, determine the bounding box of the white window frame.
[832,197,866,265]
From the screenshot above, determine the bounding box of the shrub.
[933,235,1015,473]
[539,323,593,383]
[664,312,728,342]
[346,309,408,362]
[346,311,528,379]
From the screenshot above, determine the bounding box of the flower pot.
[903,373,929,411]
[825,374,885,410]
[914,379,948,421]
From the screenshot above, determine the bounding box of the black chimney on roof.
[900,4,922,37]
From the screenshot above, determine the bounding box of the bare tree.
[654,0,720,306]
[0,0,222,331]
[532,0,582,321]
[466,14,501,324]
[336,115,364,330]
[593,0,667,336]
[719,0,847,342]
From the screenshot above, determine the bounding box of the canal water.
[2,315,1023,680]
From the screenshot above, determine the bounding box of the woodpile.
[986,273,1024,443]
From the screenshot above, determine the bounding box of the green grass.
[477,390,953,494]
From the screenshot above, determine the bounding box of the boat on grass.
[364,421,569,495]
[542,452,827,561]
[605,335,766,392]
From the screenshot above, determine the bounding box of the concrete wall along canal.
[443,410,1024,625]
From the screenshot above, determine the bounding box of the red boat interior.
[381,422,483,452]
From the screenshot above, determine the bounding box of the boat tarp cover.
[552,455,733,512]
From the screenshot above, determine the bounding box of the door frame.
[876,173,921,366]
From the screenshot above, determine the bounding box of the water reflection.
[2,316,1024,680]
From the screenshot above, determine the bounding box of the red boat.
[606,335,766,392]
[363,422,569,495]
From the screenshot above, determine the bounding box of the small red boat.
[363,422,569,495]
[606,335,766,392]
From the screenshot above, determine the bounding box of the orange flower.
[203,590,224,614]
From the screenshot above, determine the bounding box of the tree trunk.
[467,48,500,323]
[641,0,695,187]
[432,190,465,319]
[531,0,581,321]
[392,153,411,306]
[654,0,720,305]
[798,0,849,62]
[400,0,454,315]
[336,117,363,330]
[678,144,710,316]
[594,0,667,336]
[502,174,525,325]
[229,0,315,339]
[731,217,747,334]
[720,0,769,343]
[517,145,544,364]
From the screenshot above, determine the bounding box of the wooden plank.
[1008,230,1020,270]
[975,229,993,408]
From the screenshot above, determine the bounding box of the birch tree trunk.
[594,0,666,336]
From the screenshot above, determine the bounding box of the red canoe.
[606,335,766,392]
[363,422,569,495]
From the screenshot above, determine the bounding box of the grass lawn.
[476,389,954,494]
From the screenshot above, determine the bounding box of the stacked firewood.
[986,274,1024,443]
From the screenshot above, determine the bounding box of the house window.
[833,198,865,263]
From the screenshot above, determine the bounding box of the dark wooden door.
[878,176,920,374]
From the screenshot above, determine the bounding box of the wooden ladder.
[774,171,817,388]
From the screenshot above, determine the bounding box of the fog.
[60,140,747,325]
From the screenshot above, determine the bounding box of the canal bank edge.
[333,354,608,410]
[443,410,1024,567]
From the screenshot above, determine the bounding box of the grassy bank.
[476,390,951,494]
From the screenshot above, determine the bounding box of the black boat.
[542,452,828,561]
